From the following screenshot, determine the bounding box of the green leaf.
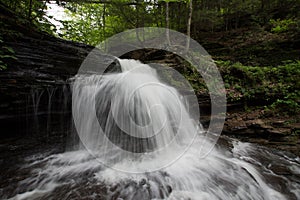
[2,46,15,54]
[0,55,17,60]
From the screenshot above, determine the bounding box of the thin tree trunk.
[185,0,193,53]
[166,1,171,46]
[28,0,33,21]
[102,3,106,50]
[13,0,17,11]
[235,12,238,29]
[261,0,265,10]
[135,0,143,45]
[141,2,145,42]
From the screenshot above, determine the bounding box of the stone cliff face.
[0,4,118,139]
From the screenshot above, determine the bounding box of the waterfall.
[26,85,72,140]
[6,59,299,200]
[72,59,200,171]
[46,87,56,138]
[30,89,44,136]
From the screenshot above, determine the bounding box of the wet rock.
[245,119,264,128]
[223,109,300,155]
[291,123,300,134]
[225,118,247,131]
[272,120,287,128]
[268,164,293,175]
[267,128,291,136]
[0,4,120,139]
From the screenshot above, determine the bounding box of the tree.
[166,1,171,45]
[1,0,56,34]
[185,0,192,53]
[60,3,105,45]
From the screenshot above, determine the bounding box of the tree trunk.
[135,0,143,45]
[28,0,33,21]
[102,3,106,50]
[261,0,265,10]
[166,1,171,46]
[235,12,238,29]
[185,0,193,53]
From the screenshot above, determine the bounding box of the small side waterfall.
[4,59,300,200]
[31,89,44,135]
[26,84,72,141]
[46,87,56,138]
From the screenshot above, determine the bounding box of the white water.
[7,59,300,200]
[72,59,200,172]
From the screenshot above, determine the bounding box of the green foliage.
[2,0,56,35]
[59,3,105,45]
[270,96,299,114]
[59,1,166,45]
[0,36,17,71]
[215,60,300,113]
[51,0,299,46]
[270,19,297,33]
[2,0,300,40]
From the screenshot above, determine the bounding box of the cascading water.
[5,59,300,200]
[25,85,71,139]
[72,59,200,171]
[31,89,44,135]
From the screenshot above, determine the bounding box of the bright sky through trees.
[45,1,68,30]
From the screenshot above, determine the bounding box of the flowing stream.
[3,59,300,200]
